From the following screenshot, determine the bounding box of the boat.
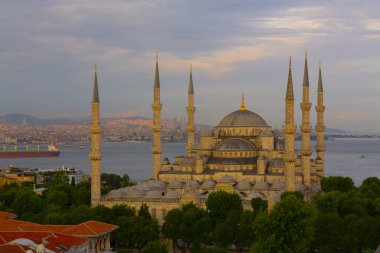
[0,145,60,158]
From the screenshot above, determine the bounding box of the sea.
[0,139,379,186]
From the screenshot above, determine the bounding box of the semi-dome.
[184,180,200,190]
[236,181,252,191]
[200,180,216,190]
[253,181,269,190]
[218,110,268,127]
[216,139,255,151]
[107,189,124,197]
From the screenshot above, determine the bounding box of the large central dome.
[218,109,268,127]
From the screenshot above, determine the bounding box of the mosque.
[89,54,326,223]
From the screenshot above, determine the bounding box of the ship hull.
[0,151,60,158]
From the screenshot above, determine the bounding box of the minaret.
[300,52,312,188]
[315,61,325,180]
[186,64,196,157]
[89,64,102,207]
[283,58,296,191]
[152,54,162,180]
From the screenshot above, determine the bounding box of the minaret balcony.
[186,107,196,113]
[152,126,162,132]
[315,106,325,112]
[151,104,162,110]
[283,124,296,134]
[89,153,103,160]
[301,149,312,156]
[89,126,101,134]
[300,125,312,133]
[315,125,325,132]
[151,147,162,154]
[315,145,326,152]
[300,102,312,111]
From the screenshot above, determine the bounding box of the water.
[0,139,379,185]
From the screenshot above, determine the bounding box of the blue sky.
[0,0,380,132]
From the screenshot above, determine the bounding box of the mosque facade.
[91,55,326,223]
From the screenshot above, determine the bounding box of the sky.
[0,0,380,132]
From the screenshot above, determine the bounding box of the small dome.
[218,110,268,127]
[146,190,163,198]
[167,180,184,189]
[184,180,200,190]
[271,181,285,190]
[236,181,252,191]
[269,158,285,168]
[126,189,145,197]
[165,190,181,198]
[200,180,216,190]
[247,192,266,200]
[253,181,269,190]
[295,183,306,191]
[216,139,255,151]
[260,130,273,137]
[163,157,169,161]
[152,180,166,188]
[218,175,236,184]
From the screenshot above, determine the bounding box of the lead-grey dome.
[218,110,268,127]
[216,139,255,151]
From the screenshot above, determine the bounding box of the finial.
[190,63,192,72]
[240,93,247,111]
[289,57,292,68]
[319,59,321,70]
[305,49,307,59]
[94,63,97,73]
[155,52,158,62]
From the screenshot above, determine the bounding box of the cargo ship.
[0,145,60,158]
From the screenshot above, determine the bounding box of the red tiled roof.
[0,211,17,220]
[61,220,118,237]
[0,244,32,253]
[0,211,118,238]
[0,231,89,253]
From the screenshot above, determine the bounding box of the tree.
[138,204,152,220]
[321,176,355,193]
[206,191,243,225]
[12,189,43,216]
[45,190,69,207]
[141,240,168,253]
[51,171,69,185]
[251,197,268,213]
[163,203,211,252]
[251,194,315,253]
[360,177,380,198]
[70,177,76,186]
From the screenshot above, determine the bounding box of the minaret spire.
[240,93,247,111]
[152,54,162,179]
[187,64,196,157]
[315,61,325,185]
[89,64,102,207]
[300,51,312,189]
[283,57,296,191]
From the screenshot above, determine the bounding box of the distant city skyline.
[1,1,380,132]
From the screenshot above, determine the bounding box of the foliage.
[101,173,133,194]
[251,197,268,212]
[321,176,355,193]
[251,194,315,253]
[206,191,243,224]
[141,240,168,253]
[163,203,211,252]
